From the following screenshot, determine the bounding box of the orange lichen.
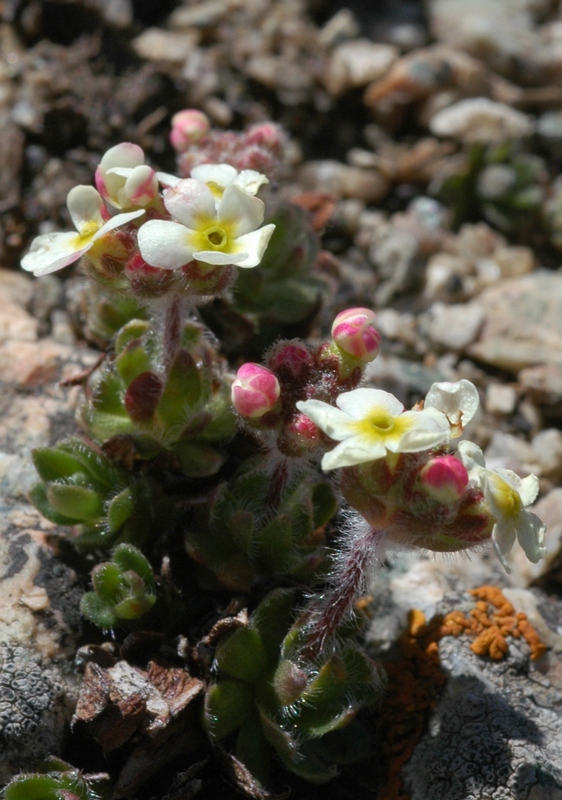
[438,585,547,661]
[375,609,446,800]
[375,586,547,800]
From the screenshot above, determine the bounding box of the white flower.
[137,178,275,270]
[21,186,143,277]
[456,441,547,571]
[483,469,546,571]
[296,388,451,470]
[156,164,269,203]
[455,439,487,482]
[95,143,158,209]
[425,379,479,437]
[190,164,268,200]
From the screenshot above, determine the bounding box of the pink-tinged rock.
[0,269,38,344]
[0,339,75,389]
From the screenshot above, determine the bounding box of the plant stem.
[306,525,381,656]
[161,295,184,373]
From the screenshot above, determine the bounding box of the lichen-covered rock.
[0,644,76,784]
[402,590,562,799]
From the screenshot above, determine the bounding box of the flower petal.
[492,518,516,572]
[232,224,276,268]
[425,379,480,435]
[234,170,269,195]
[456,440,487,482]
[156,171,182,188]
[192,249,247,265]
[100,142,145,172]
[494,469,539,507]
[191,163,238,187]
[92,209,145,239]
[123,165,158,207]
[137,219,195,269]
[322,436,387,470]
[336,388,404,420]
[394,410,450,452]
[516,510,546,562]
[21,231,91,276]
[296,399,357,442]
[218,184,265,236]
[163,179,216,228]
[67,185,104,232]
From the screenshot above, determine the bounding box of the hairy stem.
[306,525,381,656]
[160,295,184,373]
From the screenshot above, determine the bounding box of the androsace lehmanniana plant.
[17,111,548,795]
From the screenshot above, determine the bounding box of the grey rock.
[403,591,562,800]
[0,644,77,784]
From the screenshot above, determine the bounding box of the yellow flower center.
[69,219,102,249]
[489,474,522,518]
[206,181,225,199]
[189,215,238,254]
[205,226,227,248]
[352,406,414,444]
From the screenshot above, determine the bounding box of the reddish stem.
[306,526,381,657]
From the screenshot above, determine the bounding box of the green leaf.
[215,627,268,684]
[115,340,152,385]
[32,448,85,482]
[156,350,202,429]
[235,713,272,786]
[106,489,135,534]
[173,441,224,477]
[3,774,60,800]
[204,680,253,740]
[312,481,338,530]
[90,369,128,416]
[46,485,103,522]
[80,592,117,629]
[229,510,254,553]
[251,589,297,663]
[29,483,78,526]
[91,562,122,601]
[113,593,156,620]
[112,544,154,585]
[254,515,293,570]
[114,319,151,354]
[58,439,120,487]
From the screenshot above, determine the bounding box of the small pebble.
[426,301,485,351]
[531,429,562,479]
[430,97,535,143]
[485,384,517,415]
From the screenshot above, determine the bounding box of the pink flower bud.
[279,412,321,457]
[331,308,381,363]
[267,342,314,380]
[231,363,280,419]
[170,110,210,153]
[245,122,284,153]
[419,455,469,504]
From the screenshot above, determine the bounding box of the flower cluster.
[295,377,544,571]
[21,142,276,301]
